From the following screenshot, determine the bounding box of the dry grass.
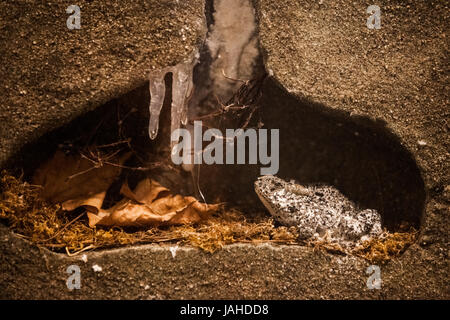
[0,171,298,255]
[0,171,416,262]
[353,230,418,264]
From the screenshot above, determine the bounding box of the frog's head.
[254,175,286,198]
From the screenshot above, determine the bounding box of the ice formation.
[206,0,259,101]
[148,51,199,145]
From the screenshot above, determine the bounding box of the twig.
[67,165,98,181]
[221,69,248,84]
[102,160,166,171]
[65,244,96,257]
[14,233,31,239]
[96,139,131,149]
[240,105,259,130]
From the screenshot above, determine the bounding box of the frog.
[254,175,383,246]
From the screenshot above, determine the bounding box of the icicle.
[148,70,166,140]
[147,51,198,142]
[170,62,192,148]
[181,66,194,126]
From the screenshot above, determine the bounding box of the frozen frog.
[254,175,383,246]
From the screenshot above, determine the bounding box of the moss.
[0,171,416,262]
[353,230,418,264]
[0,171,298,254]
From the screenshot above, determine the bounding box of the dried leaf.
[33,151,219,228]
[32,150,130,211]
[120,178,169,204]
[87,178,220,228]
[63,191,106,213]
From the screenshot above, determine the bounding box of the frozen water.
[148,70,166,140]
[148,52,198,142]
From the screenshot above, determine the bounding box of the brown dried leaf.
[33,151,219,228]
[32,150,130,212]
[63,191,106,213]
[87,178,220,228]
[120,178,169,204]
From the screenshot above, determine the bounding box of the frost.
[148,52,198,144]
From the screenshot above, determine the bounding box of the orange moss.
[0,171,416,263]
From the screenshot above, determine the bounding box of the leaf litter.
[0,146,416,263]
[0,163,299,255]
